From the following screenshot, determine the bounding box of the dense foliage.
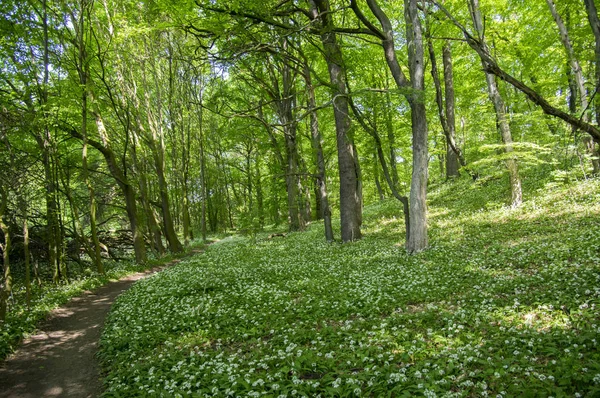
[1,0,600,391]
[100,175,600,397]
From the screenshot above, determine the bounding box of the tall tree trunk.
[182,123,192,244]
[0,184,10,322]
[309,0,362,242]
[132,131,165,255]
[303,62,334,241]
[144,55,183,253]
[38,0,63,282]
[404,0,429,251]
[351,0,427,251]
[19,196,31,309]
[442,42,461,177]
[151,139,183,252]
[547,0,598,174]
[199,121,208,242]
[349,95,411,242]
[469,0,522,207]
[584,0,600,126]
[427,38,461,178]
[77,0,103,273]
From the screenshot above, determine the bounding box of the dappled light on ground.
[99,179,600,397]
[0,268,170,398]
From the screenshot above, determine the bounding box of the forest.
[1,0,600,396]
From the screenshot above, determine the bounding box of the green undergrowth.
[99,176,600,397]
[0,241,210,360]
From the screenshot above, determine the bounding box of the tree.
[308,0,362,242]
[468,0,522,207]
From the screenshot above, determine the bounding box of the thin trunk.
[431,0,600,142]
[0,185,10,322]
[60,165,88,264]
[18,197,31,309]
[469,0,522,207]
[546,0,588,117]
[78,1,103,273]
[374,151,385,201]
[182,124,192,245]
[442,42,461,177]
[278,55,304,232]
[39,0,62,282]
[200,126,208,242]
[427,38,461,178]
[349,97,410,241]
[383,88,400,190]
[309,0,362,242]
[584,0,600,127]
[256,156,265,229]
[303,62,333,241]
[550,0,599,174]
[133,132,165,255]
[145,55,183,253]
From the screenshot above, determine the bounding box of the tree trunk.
[427,38,461,178]
[77,1,103,273]
[352,0,427,251]
[442,42,460,177]
[303,62,334,241]
[383,82,400,190]
[75,98,147,263]
[374,151,385,200]
[469,0,522,207]
[20,197,31,309]
[199,124,208,241]
[309,0,362,242]
[38,0,64,282]
[584,0,600,127]
[548,0,598,174]
[132,133,165,255]
[404,0,429,252]
[349,97,411,240]
[255,155,265,229]
[151,140,183,252]
[0,185,11,322]
[143,55,184,253]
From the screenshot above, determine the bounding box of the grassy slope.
[99,177,600,397]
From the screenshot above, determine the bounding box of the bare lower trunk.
[405,0,428,252]
[124,183,147,263]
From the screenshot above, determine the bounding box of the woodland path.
[0,255,193,398]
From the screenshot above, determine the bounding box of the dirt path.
[0,263,177,398]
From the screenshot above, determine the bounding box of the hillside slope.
[99,177,600,397]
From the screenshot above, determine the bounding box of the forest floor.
[0,258,188,398]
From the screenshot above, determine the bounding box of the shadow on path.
[0,262,177,398]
